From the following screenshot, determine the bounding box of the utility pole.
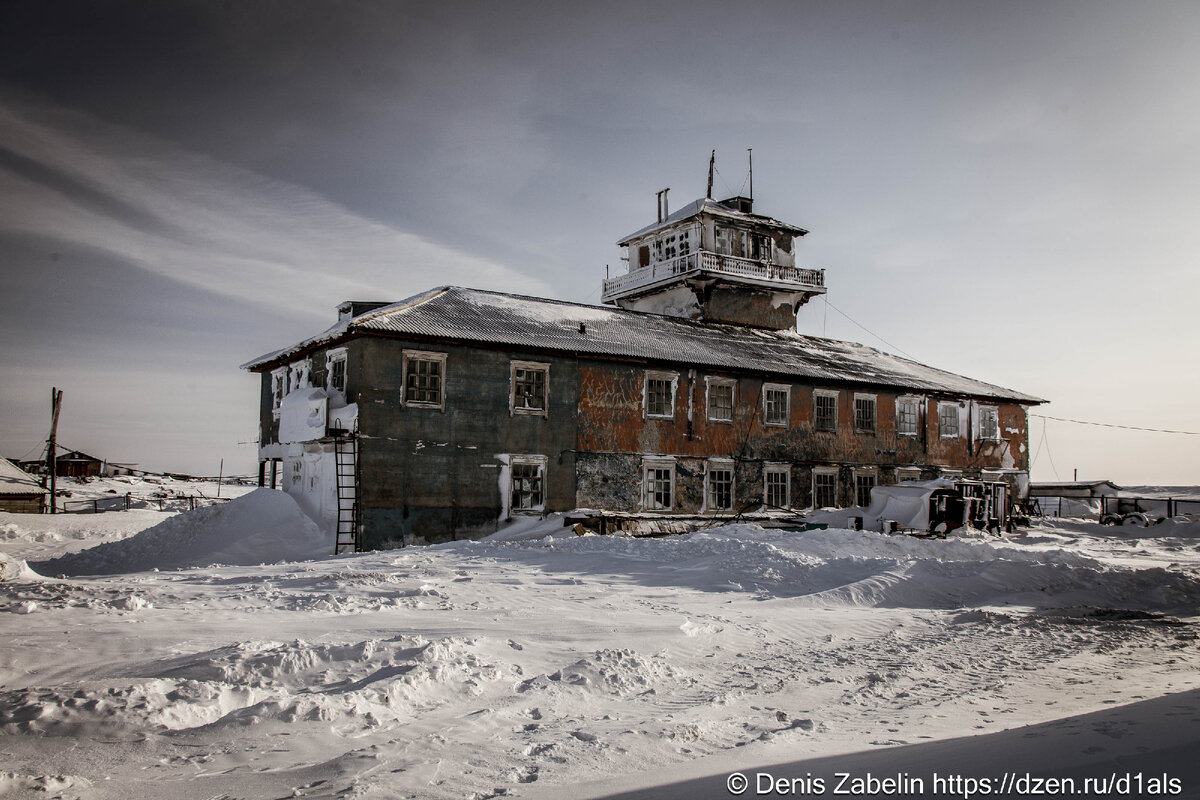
[706,149,715,200]
[217,458,224,497]
[46,388,63,514]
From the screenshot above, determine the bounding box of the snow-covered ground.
[1,492,1199,799]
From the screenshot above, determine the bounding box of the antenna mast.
[706,150,715,200]
[747,148,753,200]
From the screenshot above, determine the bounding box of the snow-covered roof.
[616,197,808,245]
[243,286,1044,404]
[0,457,48,496]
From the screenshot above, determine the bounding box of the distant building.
[244,190,1044,551]
[0,457,48,514]
[53,450,103,478]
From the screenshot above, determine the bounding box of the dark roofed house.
[244,189,1044,552]
[0,457,48,514]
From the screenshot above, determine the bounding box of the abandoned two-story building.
[244,190,1044,551]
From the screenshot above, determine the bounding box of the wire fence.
[54,494,232,514]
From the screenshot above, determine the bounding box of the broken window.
[854,394,877,434]
[813,469,838,508]
[511,361,550,416]
[979,406,999,440]
[643,459,675,510]
[764,464,790,509]
[509,457,546,513]
[326,347,347,395]
[855,471,876,507]
[715,227,732,255]
[814,390,838,432]
[706,377,735,422]
[403,350,446,409]
[939,402,961,438]
[763,383,790,427]
[644,371,677,419]
[270,367,286,413]
[289,359,311,393]
[896,396,920,436]
[706,460,734,511]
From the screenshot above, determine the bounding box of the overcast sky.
[1,0,1197,483]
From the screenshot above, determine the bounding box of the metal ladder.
[332,424,360,554]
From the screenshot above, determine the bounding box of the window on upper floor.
[511,361,549,416]
[289,359,311,393]
[764,464,790,509]
[979,405,1000,440]
[644,371,677,419]
[326,348,347,395]
[814,390,838,432]
[706,460,734,511]
[403,350,446,410]
[706,377,735,423]
[270,367,286,414]
[896,396,920,437]
[763,383,790,427]
[854,394,877,434]
[939,402,961,438]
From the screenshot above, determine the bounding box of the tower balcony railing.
[601,250,825,303]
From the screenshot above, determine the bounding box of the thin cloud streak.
[0,94,552,321]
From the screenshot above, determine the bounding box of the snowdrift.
[27,489,327,576]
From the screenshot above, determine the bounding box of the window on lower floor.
[644,460,675,510]
[855,394,877,434]
[509,457,546,512]
[814,390,838,432]
[763,384,790,427]
[511,361,550,416]
[813,469,838,508]
[896,396,920,436]
[764,465,790,509]
[706,461,734,511]
[403,350,446,409]
[855,471,877,507]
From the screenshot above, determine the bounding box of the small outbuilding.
[0,457,49,513]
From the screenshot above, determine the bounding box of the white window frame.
[706,376,736,423]
[896,395,920,437]
[812,467,838,509]
[289,359,311,393]
[938,401,961,438]
[508,455,547,514]
[854,467,878,508]
[325,347,348,395]
[704,458,735,512]
[763,463,791,509]
[642,457,676,511]
[643,370,678,420]
[510,360,550,417]
[978,405,1000,441]
[854,393,877,434]
[813,389,838,432]
[270,367,287,416]
[402,349,447,410]
[897,467,923,482]
[763,383,790,428]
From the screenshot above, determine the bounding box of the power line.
[1031,414,1200,436]
[823,299,917,360]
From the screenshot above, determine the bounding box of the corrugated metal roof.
[243,286,1045,404]
[0,457,48,496]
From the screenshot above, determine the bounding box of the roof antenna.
[747,148,753,200]
[706,150,715,200]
